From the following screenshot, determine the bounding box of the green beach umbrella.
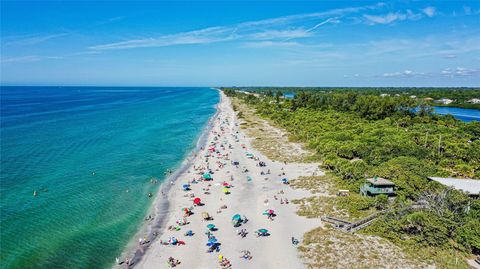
[258,229,268,234]
[203,173,212,180]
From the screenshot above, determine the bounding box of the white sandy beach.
[127,92,323,269]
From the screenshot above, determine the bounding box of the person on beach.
[167,257,180,267]
[292,236,299,245]
[240,250,252,260]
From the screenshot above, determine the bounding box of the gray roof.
[366,177,395,186]
[428,177,480,195]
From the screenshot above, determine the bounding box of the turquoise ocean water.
[0,87,219,269]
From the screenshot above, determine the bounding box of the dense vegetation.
[230,87,480,109]
[223,87,480,257]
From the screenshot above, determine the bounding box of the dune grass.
[232,98,314,163]
[299,226,432,269]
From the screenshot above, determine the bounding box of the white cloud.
[363,8,432,25]
[422,6,436,17]
[443,54,457,59]
[364,12,407,24]
[4,33,68,46]
[89,27,235,50]
[383,69,423,77]
[441,67,479,77]
[89,4,380,50]
[249,29,312,40]
[1,55,63,63]
[242,41,300,48]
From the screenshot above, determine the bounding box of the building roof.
[366,177,395,186]
[428,177,480,195]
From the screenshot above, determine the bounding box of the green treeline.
[223,87,480,256]
[226,87,480,109]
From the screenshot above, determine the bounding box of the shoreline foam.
[113,88,222,268]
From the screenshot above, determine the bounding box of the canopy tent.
[257,229,269,235]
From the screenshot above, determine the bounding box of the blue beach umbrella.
[207,224,216,230]
[208,237,218,243]
[232,214,241,221]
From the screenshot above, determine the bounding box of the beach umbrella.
[208,237,218,243]
[203,173,212,180]
[183,184,190,188]
[232,214,241,221]
[258,229,268,234]
[247,176,252,182]
[193,197,201,205]
[222,188,229,194]
[206,242,216,247]
[207,224,216,230]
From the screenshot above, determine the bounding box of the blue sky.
[1,1,479,86]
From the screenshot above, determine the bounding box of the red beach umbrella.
[193,197,201,205]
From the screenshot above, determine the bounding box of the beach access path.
[134,91,323,269]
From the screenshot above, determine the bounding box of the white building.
[435,98,454,105]
[467,98,480,104]
[428,177,480,197]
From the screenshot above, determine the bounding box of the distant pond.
[433,106,480,122]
